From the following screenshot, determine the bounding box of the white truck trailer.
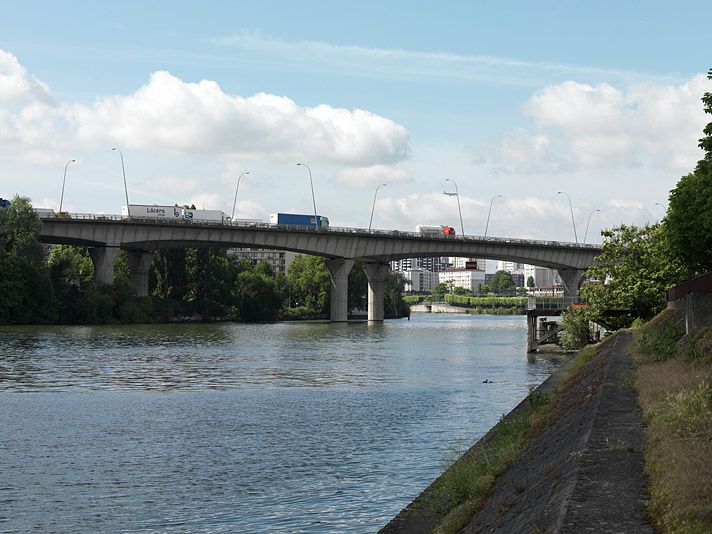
[122,205,228,223]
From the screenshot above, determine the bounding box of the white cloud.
[521,76,712,171]
[372,192,662,243]
[0,50,52,105]
[0,51,410,169]
[143,176,201,196]
[336,164,411,188]
[472,128,574,175]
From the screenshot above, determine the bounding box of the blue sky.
[1,1,711,243]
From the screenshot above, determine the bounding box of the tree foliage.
[0,199,409,324]
[559,307,592,350]
[665,68,712,273]
[581,224,686,326]
[665,168,712,273]
[0,196,58,324]
[490,270,516,295]
[286,254,331,314]
[697,67,712,171]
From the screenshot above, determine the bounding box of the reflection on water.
[0,315,564,532]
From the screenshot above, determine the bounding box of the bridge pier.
[363,262,390,322]
[127,250,154,297]
[557,268,586,298]
[326,258,355,322]
[89,246,120,287]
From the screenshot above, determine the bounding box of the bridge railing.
[527,296,588,311]
[38,211,601,249]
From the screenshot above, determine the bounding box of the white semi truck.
[121,205,228,223]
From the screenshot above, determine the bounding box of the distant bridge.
[37,213,602,322]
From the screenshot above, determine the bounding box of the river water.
[0,314,563,533]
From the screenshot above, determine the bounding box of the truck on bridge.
[121,204,229,223]
[269,213,329,228]
[416,224,456,236]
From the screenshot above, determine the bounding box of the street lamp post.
[297,162,319,229]
[583,208,600,244]
[59,159,76,213]
[557,191,578,244]
[369,183,387,231]
[444,178,465,236]
[113,147,131,217]
[484,194,503,238]
[231,171,250,221]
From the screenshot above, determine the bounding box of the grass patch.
[606,438,636,453]
[428,336,614,533]
[432,391,550,533]
[632,309,712,533]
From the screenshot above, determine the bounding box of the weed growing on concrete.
[605,437,636,452]
[432,400,547,534]
[617,370,635,389]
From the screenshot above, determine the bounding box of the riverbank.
[381,329,651,533]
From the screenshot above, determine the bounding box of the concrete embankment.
[380,331,651,533]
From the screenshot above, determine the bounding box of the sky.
[1,1,711,246]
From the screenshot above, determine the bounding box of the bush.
[559,307,591,350]
[638,322,684,362]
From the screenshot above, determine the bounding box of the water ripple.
[0,315,563,532]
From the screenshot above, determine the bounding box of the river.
[0,314,563,533]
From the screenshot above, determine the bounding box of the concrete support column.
[127,250,154,297]
[557,268,585,299]
[325,258,355,322]
[363,262,390,322]
[89,246,120,287]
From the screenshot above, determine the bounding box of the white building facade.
[401,269,438,292]
[438,269,487,294]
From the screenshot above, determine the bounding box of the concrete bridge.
[37,213,602,322]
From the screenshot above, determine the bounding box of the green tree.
[581,224,686,326]
[697,67,712,172]
[286,254,331,314]
[0,196,58,324]
[348,261,368,311]
[477,284,491,296]
[151,249,190,303]
[431,281,451,301]
[526,275,535,288]
[559,306,592,350]
[490,270,516,295]
[665,166,712,274]
[384,270,409,317]
[665,68,712,274]
[48,245,94,288]
[185,248,234,319]
[233,270,282,321]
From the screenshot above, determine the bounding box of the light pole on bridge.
[557,191,578,244]
[231,171,250,221]
[297,162,319,229]
[444,178,465,236]
[484,194,502,238]
[113,147,131,217]
[583,208,600,244]
[59,159,76,213]
[369,183,387,231]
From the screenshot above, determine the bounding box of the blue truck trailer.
[269,212,329,228]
